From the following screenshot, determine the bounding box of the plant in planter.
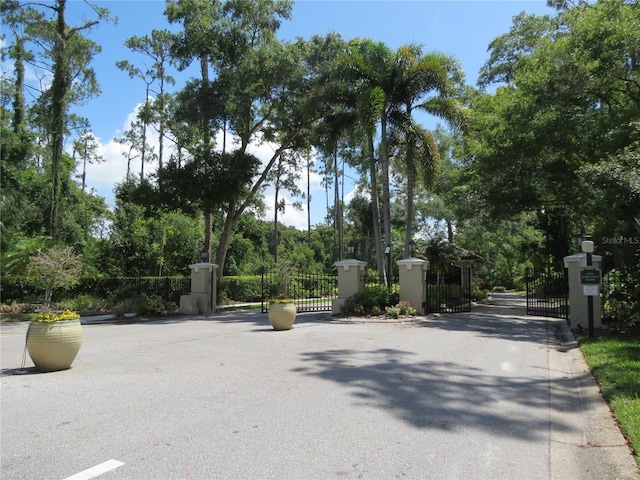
[267,263,297,330]
[26,310,83,372]
[25,246,84,372]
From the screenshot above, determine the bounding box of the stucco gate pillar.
[563,253,602,330]
[397,257,430,315]
[179,262,218,314]
[332,259,367,314]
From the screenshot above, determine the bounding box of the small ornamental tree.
[26,245,83,309]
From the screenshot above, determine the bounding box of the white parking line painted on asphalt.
[63,459,124,480]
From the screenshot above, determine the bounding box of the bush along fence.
[1,276,191,305]
[602,268,640,326]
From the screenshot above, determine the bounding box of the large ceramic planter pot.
[26,319,83,372]
[267,302,297,330]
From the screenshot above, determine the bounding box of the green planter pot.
[267,303,297,330]
[26,319,83,372]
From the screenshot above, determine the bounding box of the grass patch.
[217,303,262,311]
[0,313,35,322]
[578,333,640,466]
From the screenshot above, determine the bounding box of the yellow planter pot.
[268,303,297,330]
[26,319,83,372]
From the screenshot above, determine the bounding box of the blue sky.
[18,0,554,229]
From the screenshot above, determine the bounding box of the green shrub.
[385,300,417,318]
[492,286,506,293]
[58,294,108,314]
[219,276,262,302]
[471,282,490,301]
[112,294,176,317]
[513,277,526,292]
[604,298,640,327]
[341,285,399,316]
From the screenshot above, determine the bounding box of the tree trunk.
[48,0,70,239]
[307,156,311,246]
[380,114,392,284]
[200,52,211,263]
[203,211,212,263]
[12,37,26,132]
[214,197,237,279]
[274,176,280,265]
[368,135,384,284]
[404,160,416,258]
[334,147,339,260]
[158,77,165,171]
[140,83,149,180]
[215,133,302,279]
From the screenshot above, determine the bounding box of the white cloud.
[261,194,309,231]
[83,104,329,228]
[84,103,155,208]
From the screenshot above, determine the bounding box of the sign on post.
[583,285,599,296]
[580,266,601,285]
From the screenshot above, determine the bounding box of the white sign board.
[583,285,599,296]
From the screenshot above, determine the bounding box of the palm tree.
[388,48,469,258]
[337,39,393,283]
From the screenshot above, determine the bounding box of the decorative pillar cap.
[396,258,429,271]
[563,253,602,268]
[333,259,367,272]
[188,262,219,272]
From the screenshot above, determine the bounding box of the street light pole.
[580,233,595,338]
[385,244,392,290]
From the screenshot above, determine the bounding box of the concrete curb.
[548,320,639,479]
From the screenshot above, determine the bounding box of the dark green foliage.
[112,294,176,317]
[218,276,263,303]
[471,281,490,301]
[467,0,640,266]
[158,151,260,215]
[57,294,108,314]
[340,284,399,316]
[0,277,42,304]
[385,300,417,318]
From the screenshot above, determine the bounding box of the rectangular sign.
[583,285,599,296]
[580,266,601,285]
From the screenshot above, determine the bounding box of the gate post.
[332,259,367,314]
[397,258,430,315]
[179,263,218,314]
[563,253,602,329]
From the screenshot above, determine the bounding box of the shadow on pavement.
[418,294,553,347]
[293,346,593,441]
[420,313,551,346]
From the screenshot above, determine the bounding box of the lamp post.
[347,242,355,258]
[385,244,392,290]
[408,239,416,258]
[578,232,595,338]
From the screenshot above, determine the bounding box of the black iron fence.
[601,268,639,323]
[425,268,472,313]
[525,267,569,319]
[1,276,191,305]
[261,268,338,313]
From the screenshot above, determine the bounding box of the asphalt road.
[1,295,638,480]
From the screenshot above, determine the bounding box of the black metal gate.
[525,267,569,319]
[261,268,338,313]
[425,268,472,313]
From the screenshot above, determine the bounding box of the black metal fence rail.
[1,276,191,305]
[525,267,569,319]
[261,268,338,313]
[80,277,192,304]
[601,268,639,322]
[425,268,472,313]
